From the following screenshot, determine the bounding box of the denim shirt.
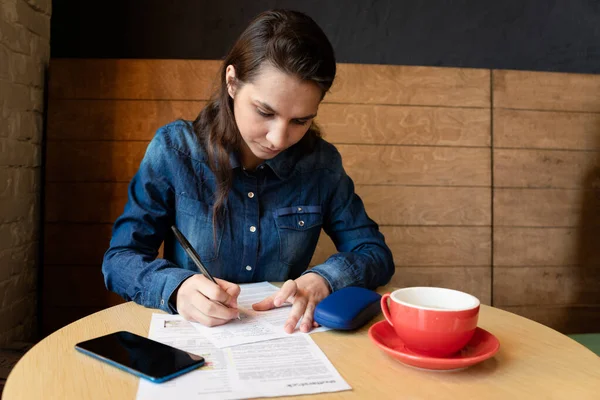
[102,120,394,313]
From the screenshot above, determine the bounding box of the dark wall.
[51,0,600,74]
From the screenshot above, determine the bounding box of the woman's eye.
[257,109,273,118]
[293,119,310,126]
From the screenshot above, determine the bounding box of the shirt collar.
[229,146,299,180]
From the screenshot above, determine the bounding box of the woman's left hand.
[252,274,331,333]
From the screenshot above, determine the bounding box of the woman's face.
[226,63,323,170]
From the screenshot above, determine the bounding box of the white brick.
[1,0,18,23]
[13,111,42,142]
[2,270,36,308]
[0,44,9,79]
[30,34,49,62]
[30,86,44,111]
[9,52,42,87]
[0,138,40,167]
[0,17,30,54]
[0,196,35,223]
[0,81,30,110]
[0,220,36,251]
[15,0,50,39]
[25,0,51,15]
[0,166,15,196]
[13,166,38,195]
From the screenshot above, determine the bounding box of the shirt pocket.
[174,194,221,262]
[273,205,323,267]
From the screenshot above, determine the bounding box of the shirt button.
[249,226,257,232]
[245,265,252,271]
[297,207,302,212]
[248,192,254,198]
[298,220,305,227]
[258,165,264,170]
[160,299,165,306]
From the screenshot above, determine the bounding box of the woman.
[102,9,394,334]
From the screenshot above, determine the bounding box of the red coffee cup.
[381,287,480,357]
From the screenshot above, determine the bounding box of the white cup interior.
[390,287,480,311]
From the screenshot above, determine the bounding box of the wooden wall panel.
[494,149,600,189]
[43,59,494,336]
[49,60,490,107]
[46,141,491,186]
[45,183,490,226]
[494,189,598,227]
[493,69,600,333]
[48,100,489,146]
[494,109,600,151]
[493,70,600,112]
[494,227,600,267]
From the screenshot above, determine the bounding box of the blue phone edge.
[74,346,205,383]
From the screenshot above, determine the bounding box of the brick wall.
[0,0,50,346]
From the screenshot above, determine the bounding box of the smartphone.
[75,331,205,383]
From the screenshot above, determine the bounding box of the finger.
[180,302,231,327]
[299,302,316,333]
[198,276,237,308]
[215,278,241,308]
[193,291,239,320]
[252,279,297,311]
[275,279,298,307]
[252,294,276,311]
[284,297,308,334]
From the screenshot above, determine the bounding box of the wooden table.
[5,285,600,399]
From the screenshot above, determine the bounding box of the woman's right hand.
[174,274,240,326]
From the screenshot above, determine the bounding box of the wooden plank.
[358,186,490,226]
[45,141,148,182]
[341,145,490,186]
[494,188,600,227]
[498,305,600,334]
[390,266,491,305]
[44,223,112,265]
[494,227,600,266]
[49,59,490,107]
[329,64,490,107]
[494,266,600,306]
[45,182,490,226]
[45,182,129,223]
[494,149,600,189]
[493,70,600,112]
[42,265,125,308]
[47,99,203,141]
[494,109,600,150]
[320,104,490,146]
[47,223,490,267]
[46,141,491,186]
[49,59,221,100]
[312,226,490,267]
[48,100,490,147]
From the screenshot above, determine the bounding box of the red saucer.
[368,321,500,371]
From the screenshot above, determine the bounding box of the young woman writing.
[102,9,394,334]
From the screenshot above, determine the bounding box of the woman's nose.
[267,122,288,149]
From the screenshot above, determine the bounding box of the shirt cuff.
[154,268,198,314]
[303,257,358,293]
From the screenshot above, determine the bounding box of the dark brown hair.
[193,9,336,228]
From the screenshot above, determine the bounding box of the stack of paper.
[136,282,351,400]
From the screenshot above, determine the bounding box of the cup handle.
[381,293,394,327]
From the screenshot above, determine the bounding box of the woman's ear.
[225,65,237,98]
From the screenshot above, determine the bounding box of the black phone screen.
[75,331,204,381]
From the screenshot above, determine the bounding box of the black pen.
[171,225,241,320]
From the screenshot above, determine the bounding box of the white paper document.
[136,313,351,400]
[191,282,329,348]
